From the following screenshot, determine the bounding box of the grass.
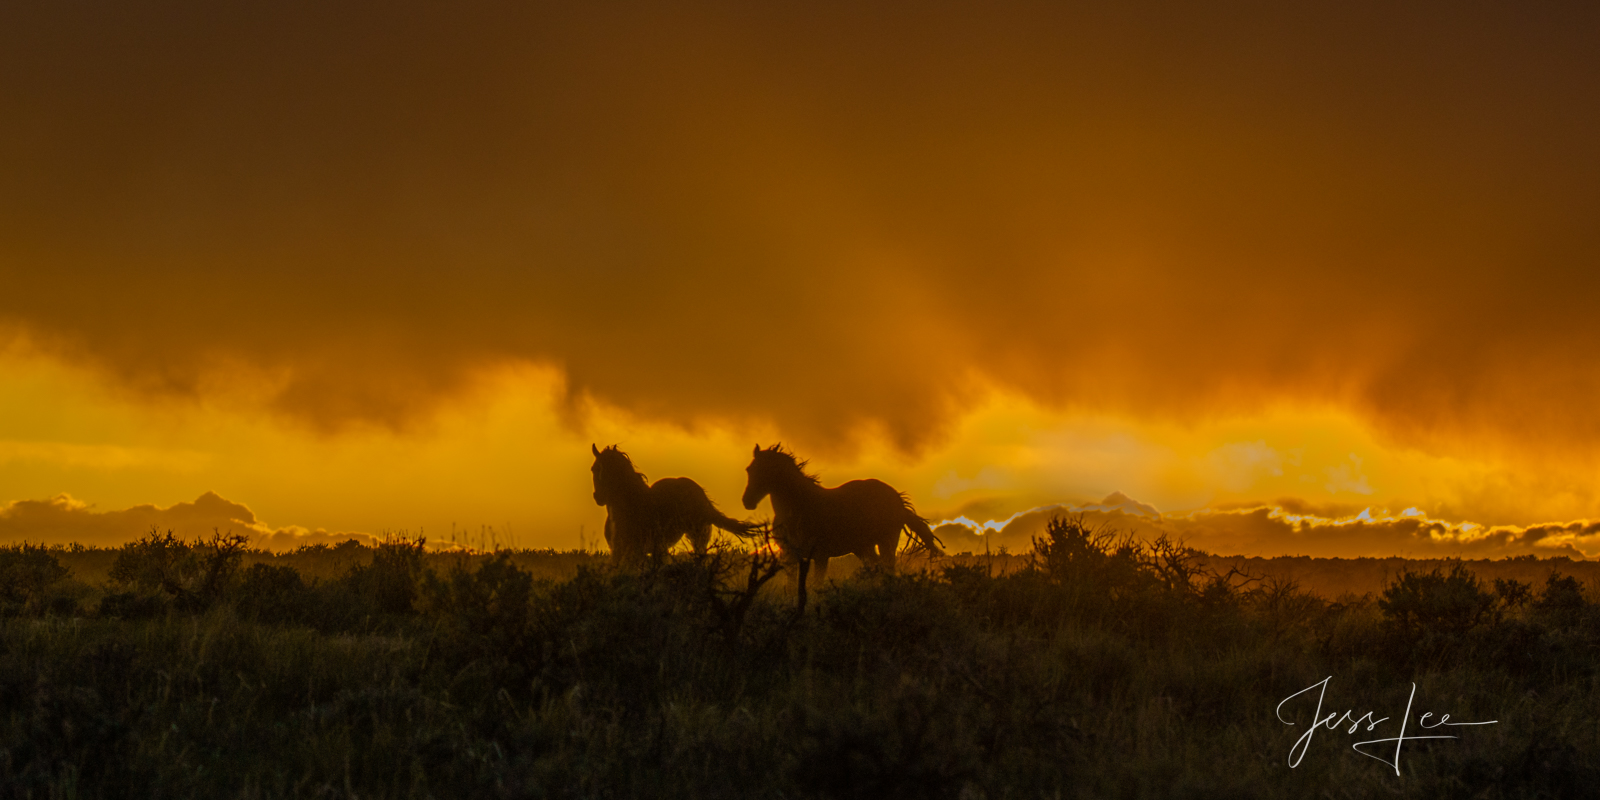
[1,521,1598,798]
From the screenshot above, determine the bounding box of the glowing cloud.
[2,3,1598,556]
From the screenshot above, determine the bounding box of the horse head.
[591,444,639,506]
[743,443,807,510]
[742,444,769,510]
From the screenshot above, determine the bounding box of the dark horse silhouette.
[590,444,753,565]
[741,444,943,586]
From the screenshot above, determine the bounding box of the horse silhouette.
[590,444,753,566]
[741,444,943,587]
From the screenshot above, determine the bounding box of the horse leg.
[634,522,662,565]
[690,524,711,556]
[878,540,898,573]
[790,556,829,605]
[612,534,636,567]
[790,557,811,611]
[606,515,626,565]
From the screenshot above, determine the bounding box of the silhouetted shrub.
[107,528,250,612]
[1312,594,1387,660]
[1032,515,1125,588]
[1025,515,1237,638]
[1250,577,1323,641]
[107,528,189,594]
[1532,572,1588,628]
[233,562,312,624]
[814,572,968,670]
[425,551,534,655]
[1493,577,1533,612]
[1378,562,1495,637]
[940,562,992,606]
[0,544,71,617]
[342,535,426,615]
[193,531,250,604]
[1147,534,1208,598]
[1471,617,1549,679]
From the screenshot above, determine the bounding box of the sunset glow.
[4,2,1599,559]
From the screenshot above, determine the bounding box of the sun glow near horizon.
[4,1,1600,560]
[2,347,1593,560]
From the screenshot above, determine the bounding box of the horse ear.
[753,444,761,456]
[592,443,601,457]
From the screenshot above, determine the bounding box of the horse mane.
[759,443,823,487]
[595,445,649,491]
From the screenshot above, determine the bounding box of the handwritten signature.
[1276,676,1498,775]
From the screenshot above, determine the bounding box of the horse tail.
[710,511,757,537]
[904,514,945,556]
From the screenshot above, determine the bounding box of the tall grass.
[1,520,1597,798]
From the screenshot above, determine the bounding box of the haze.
[4,2,1599,558]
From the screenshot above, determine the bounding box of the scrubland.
[2,520,1597,798]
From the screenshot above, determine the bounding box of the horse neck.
[766,470,821,517]
[603,471,651,510]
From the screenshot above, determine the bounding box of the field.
[2,519,1598,798]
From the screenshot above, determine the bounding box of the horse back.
[650,476,709,497]
[823,479,915,525]
[648,477,714,518]
[830,478,906,503]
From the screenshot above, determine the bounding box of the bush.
[1493,577,1533,612]
[108,528,250,612]
[1378,562,1495,637]
[233,562,313,624]
[1031,515,1125,587]
[341,535,426,615]
[0,544,71,617]
[425,551,534,655]
[1532,573,1588,628]
[107,528,189,594]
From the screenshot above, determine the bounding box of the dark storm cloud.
[3,2,1600,456]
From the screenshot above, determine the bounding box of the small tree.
[1378,562,1495,637]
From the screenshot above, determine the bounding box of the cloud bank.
[0,492,377,552]
[4,487,1595,561]
[936,495,1600,561]
[1,2,1599,463]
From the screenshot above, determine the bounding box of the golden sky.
[3,2,1600,557]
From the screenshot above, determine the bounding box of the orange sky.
[3,2,1600,557]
